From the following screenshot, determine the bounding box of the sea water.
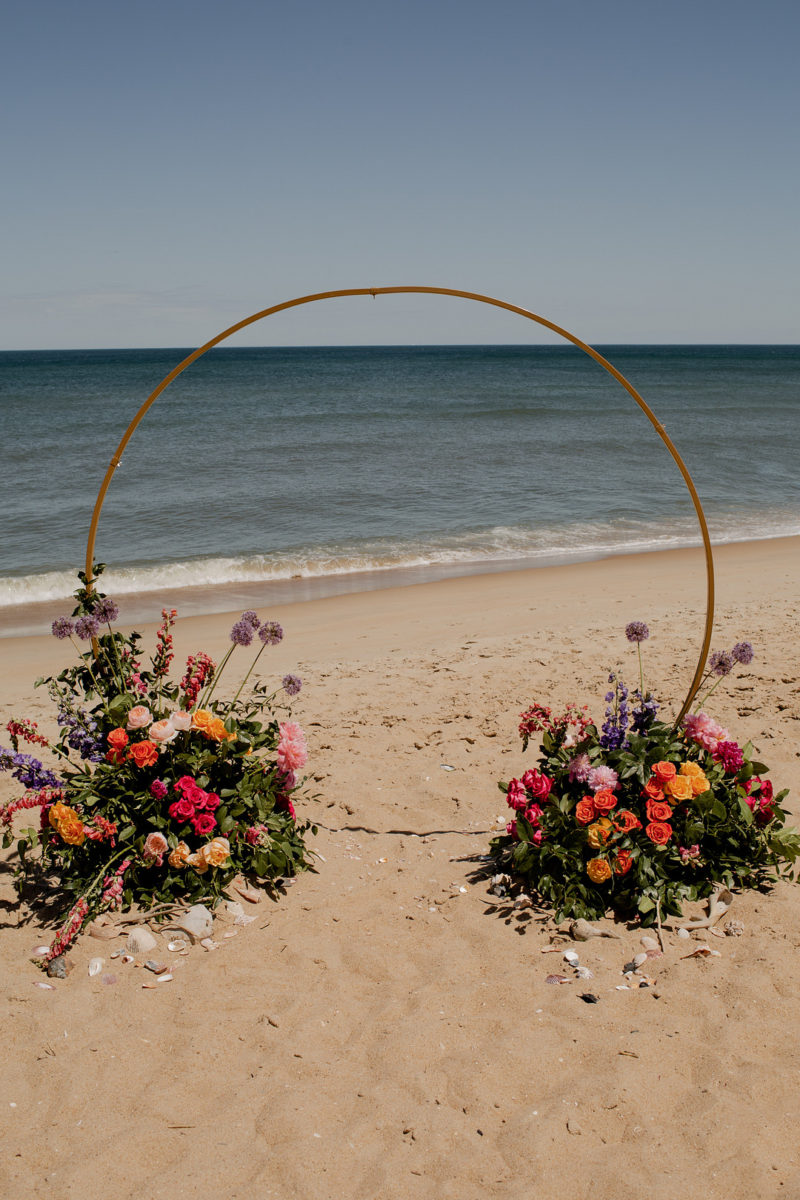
[1,345,798,613]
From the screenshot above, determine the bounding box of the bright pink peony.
[587,765,619,793]
[277,722,308,772]
[683,711,728,752]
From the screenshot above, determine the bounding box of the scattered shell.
[121,954,134,965]
[221,900,245,921]
[31,945,50,958]
[157,973,174,983]
[46,957,67,979]
[126,927,157,955]
[102,974,117,986]
[491,873,511,888]
[615,985,631,991]
[167,940,188,953]
[576,965,594,980]
[569,919,621,941]
[513,894,532,910]
[440,764,456,771]
[143,960,169,975]
[110,950,122,960]
[681,945,722,959]
[677,888,733,931]
[633,952,649,969]
[545,974,571,985]
[234,913,256,926]
[645,948,663,959]
[168,904,214,942]
[34,981,55,990]
[563,950,580,966]
[200,937,218,951]
[677,927,691,940]
[222,930,238,939]
[179,949,190,957]
[88,915,121,940]
[232,880,261,904]
[724,920,745,937]
[579,992,599,1004]
[640,935,660,951]
[142,982,158,989]
[88,957,104,977]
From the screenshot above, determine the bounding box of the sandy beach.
[2,537,799,1200]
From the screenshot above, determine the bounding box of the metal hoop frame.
[84,286,714,722]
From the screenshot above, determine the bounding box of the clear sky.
[3,0,798,348]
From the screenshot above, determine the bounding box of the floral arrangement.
[491,622,799,924]
[1,567,315,962]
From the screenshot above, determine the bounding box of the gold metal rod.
[84,286,713,721]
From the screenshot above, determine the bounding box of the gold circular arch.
[85,285,714,723]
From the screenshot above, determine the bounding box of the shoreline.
[1,532,798,641]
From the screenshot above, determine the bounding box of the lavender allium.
[282,673,302,697]
[732,641,754,665]
[625,620,650,643]
[74,614,100,640]
[92,596,119,623]
[709,649,734,677]
[230,619,254,647]
[51,616,75,640]
[259,620,284,646]
[240,610,261,629]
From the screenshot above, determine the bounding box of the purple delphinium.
[625,621,650,644]
[259,620,284,646]
[92,596,119,624]
[282,673,302,697]
[732,641,754,665]
[51,616,75,639]
[631,688,659,733]
[230,619,254,647]
[57,707,104,762]
[240,610,261,629]
[599,672,629,750]
[709,649,734,677]
[74,614,100,641]
[0,747,61,790]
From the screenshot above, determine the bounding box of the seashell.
[102,974,117,986]
[491,874,511,888]
[88,957,104,977]
[142,982,158,989]
[724,920,744,937]
[513,894,532,910]
[168,903,214,942]
[121,954,134,964]
[167,940,187,953]
[126,927,157,955]
[681,945,722,959]
[232,880,261,904]
[645,948,663,959]
[615,984,631,991]
[221,900,245,921]
[110,950,121,960]
[200,937,218,951]
[576,965,594,980]
[31,945,50,957]
[222,930,238,939]
[87,917,121,939]
[34,981,55,990]
[144,960,168,974]
[633,952,649,969]
[569,919,621,941]
[640,935,660,951]
[234,913,255,926]
[563,950,580,966]
[157,973,174,983]
[545,973,571,985]
[677,927,691,940]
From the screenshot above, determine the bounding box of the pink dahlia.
[587,765,619,793]
[568,753,592,783]
[277,722,308,772]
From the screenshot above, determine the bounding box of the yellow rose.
[57,814,86,845]
[586,818,613,849]
[665,775,693,802]
[168,841,190,869]
[587,858,612,883]
[679,761,704,778]
[199,837,231,868]
[191,709,215,733]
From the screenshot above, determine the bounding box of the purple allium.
[625,620,650,643]
[230,619,254,647]
[74,614,100,640]
[568,753,592,783]
[732,641,754,665]
[92,596,119,623]
[259,620,284,646]
[240,610,261,629]
[150,779,169,800]
[709,649,734,677]
[51,616,75,639]
[282,673,302,697]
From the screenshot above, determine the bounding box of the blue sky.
[3,0,798,347]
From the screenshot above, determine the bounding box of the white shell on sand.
[640,936,660,951]
[31,945,50,957]
[88,957,104,977]
[167,939,188,953]
[126,927,157,955]
[563,950,580,966]
[677,927,691,940]
[633,952,649,969]
[221,900,245,920]
[171,904,214,942]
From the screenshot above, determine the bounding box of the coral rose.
[149,719,178,745]
[191,709,215,734]
[587,818,613,848]
[613,809,642,833]
[642,779,665,802]
[168,841,190,868]
[575,797,597,825]
[645,820,673,845]
[199,836,231,868]
[142,831,169,864]
[646,800,673,822]
[652,761,677,785]
[665,775,693,802]
[128,739,159,768]
[126,705,152,731]
[613,849,633,875]
[592,788,617,814]
[48,801,72,829]
[688,772,710,796]
[587,858,612,883]
[107,728,129,751]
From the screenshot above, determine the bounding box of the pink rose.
[170,711,193,732]
[126,705,152,730]
[169,797,196,822]
[683,712,728,752]
[142,831,169,865]
[521,769,552,801]
[149,718,178,745]
[200,791,221,812]
[192,812,217,836]
[506,779,528,812]
[276,721,308,772]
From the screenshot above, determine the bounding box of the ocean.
[1,345,798,629]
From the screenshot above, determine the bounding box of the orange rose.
[107,728,129,751]
[646,800,673,822]
[575,797,597,825]
[613,849,633,875]
[168,841,190,868]
[642,779,665,802]
[645,820,672,845]
[679,761,704,778]
[665,775,693,802]
[127,739,159,768]
[186,851,209,874]
[613,808,642,834]
[587,818,613,848]
[48,801,72,829]
[199,836,231,868]
[652,761,677,785]
[587,858,612,883]
[55,810,85,845]
[688,772,710,796]
[191,709,215,734]
[592,788,617,814]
